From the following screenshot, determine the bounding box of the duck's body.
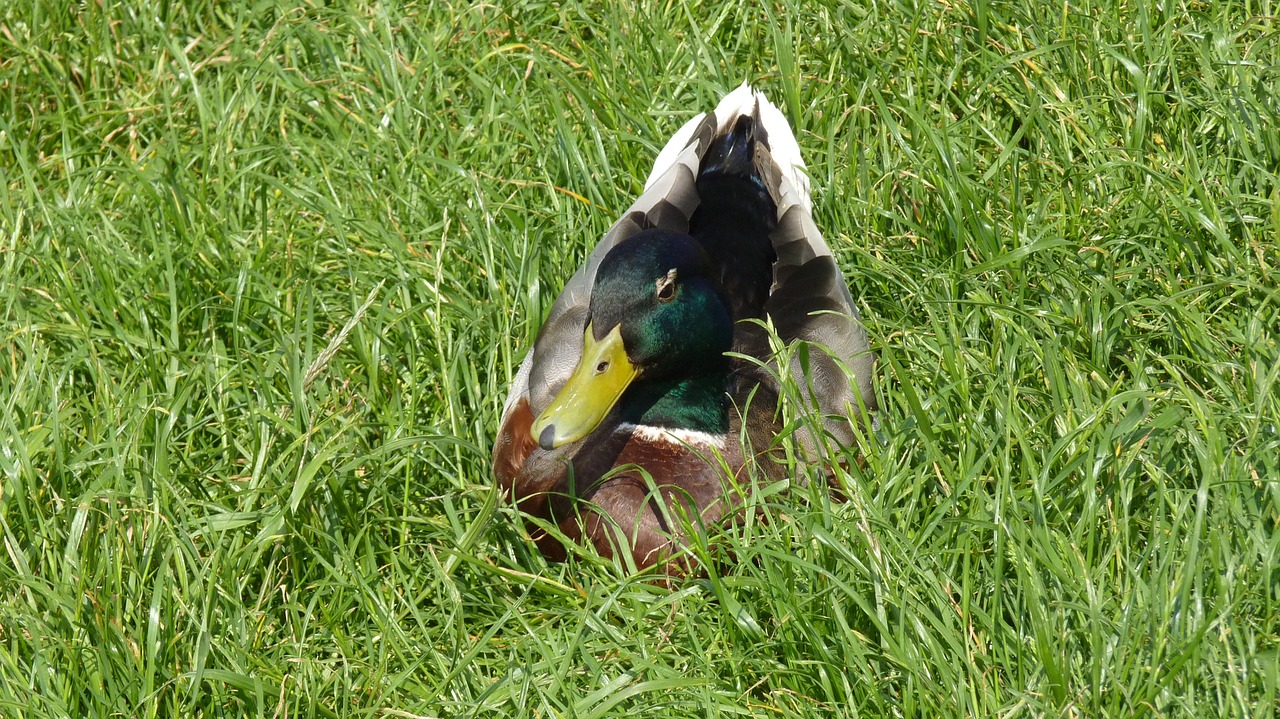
[493,85,875,572]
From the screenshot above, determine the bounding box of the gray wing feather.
[765,252,877,448]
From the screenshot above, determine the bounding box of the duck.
[492,84,876,574]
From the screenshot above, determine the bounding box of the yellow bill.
[531,323,637,450]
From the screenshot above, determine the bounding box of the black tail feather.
[690,113,778,329]
[699,115,759,180]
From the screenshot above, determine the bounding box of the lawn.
[1,0,1277,716]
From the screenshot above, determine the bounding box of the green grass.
[1,0,1277,716]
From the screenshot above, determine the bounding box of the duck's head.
[531,229,733,450]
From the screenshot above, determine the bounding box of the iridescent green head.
[531,229,733,449]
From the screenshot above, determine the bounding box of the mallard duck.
[493,84,876,572]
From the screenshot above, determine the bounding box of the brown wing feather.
[493,397,540,500]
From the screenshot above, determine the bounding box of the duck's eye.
[595,360,609,374]
[655,268,678,303]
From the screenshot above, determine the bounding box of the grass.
[1,0,1277,716]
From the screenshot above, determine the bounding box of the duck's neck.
[619,372,728,435]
